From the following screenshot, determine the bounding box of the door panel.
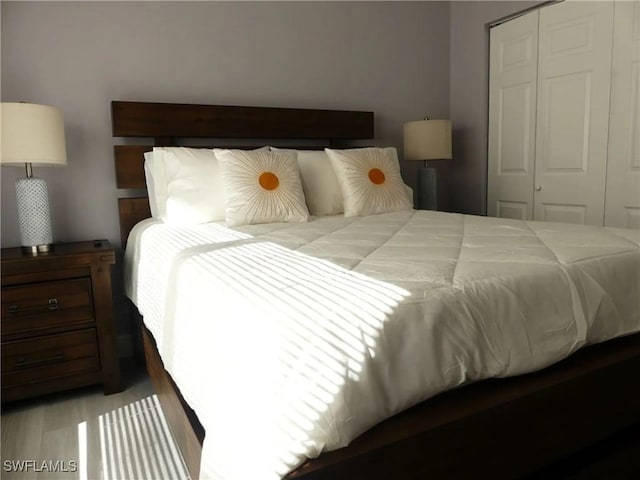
[488,10,539,219]
[533,1,614,225]
[545,14,594,58]
[540,203,586,225]
[605,0,640,228]
[542,71,591,173]
[497,200,529,220]
[499,83,533,173]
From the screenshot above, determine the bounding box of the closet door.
[605,0,640,229]
[533,1,614,225]
[487,10,539,220]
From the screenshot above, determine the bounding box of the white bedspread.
[124,210,640,480]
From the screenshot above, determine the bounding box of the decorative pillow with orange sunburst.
[217,149,309,226]
[325,147,413,217]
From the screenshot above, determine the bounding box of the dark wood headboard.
[112,101,374,246]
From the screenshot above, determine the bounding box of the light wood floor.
[1,361,189,480]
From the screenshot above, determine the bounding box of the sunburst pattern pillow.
[325,147,413,217]
[217,149,309,226]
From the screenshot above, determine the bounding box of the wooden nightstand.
[1,240,121,402]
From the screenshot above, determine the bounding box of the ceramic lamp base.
[15,176,54,254]
[417,166,438,210]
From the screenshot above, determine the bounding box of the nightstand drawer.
[2,329,100,387]
[1,278,94,338]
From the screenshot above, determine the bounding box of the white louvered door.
[533,1,614,225]
[487,10,539,220]
[605,0,640,228]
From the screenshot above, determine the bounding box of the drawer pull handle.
[15,353,66,369]
[8,298,59,315]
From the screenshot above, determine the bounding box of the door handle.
[535,185,542,192]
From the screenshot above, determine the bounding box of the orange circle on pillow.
[259,171,280,191]
[368,168,386,185]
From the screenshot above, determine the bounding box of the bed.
[112,101,640,479]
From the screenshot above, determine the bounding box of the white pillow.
[159,147,226,225]
[404,184,414,205]
[325,147,413,217]
[270,148,343,216]
[218,149,309,227]
[146,147,214,223]
[143,151,162,219]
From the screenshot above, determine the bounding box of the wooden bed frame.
[112,100,640,479]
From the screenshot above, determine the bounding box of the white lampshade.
[404,119,452,161]
[1,103,67,166]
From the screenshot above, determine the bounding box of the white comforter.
[124,210,640,480]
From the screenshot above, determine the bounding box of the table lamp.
[404,119,452,210]
[1,102,67,254]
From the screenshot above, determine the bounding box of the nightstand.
[1,240,121,403]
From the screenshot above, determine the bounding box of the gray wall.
[449,0,542,215]
[1,1,450,247]
[1,1,450,340]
